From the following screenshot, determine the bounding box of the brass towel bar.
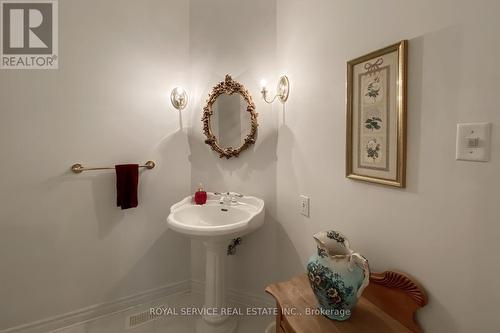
[71,161,156,174]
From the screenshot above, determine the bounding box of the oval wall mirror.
[202,75,258,158]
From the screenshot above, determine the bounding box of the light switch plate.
[456,122,491,162]
[300,195,310,217]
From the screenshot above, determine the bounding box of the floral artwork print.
[366,139,381,161]
[356,57,390,171]
[347,41,407,187]
[364,76,381,101]
[365,116,382,131]
[360,68,386,168]
[363,72,384,105]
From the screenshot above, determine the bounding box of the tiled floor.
[54,292,274,333]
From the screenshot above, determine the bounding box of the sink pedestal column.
[196,240,237,333]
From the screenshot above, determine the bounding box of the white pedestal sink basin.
[167,193,265,333]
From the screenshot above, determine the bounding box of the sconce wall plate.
[171,87,188,110]
[277,75,289,103]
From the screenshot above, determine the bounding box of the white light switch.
[456,123,491,162]
[300,195,310,217]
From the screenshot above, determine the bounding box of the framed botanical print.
[346,40,407,188]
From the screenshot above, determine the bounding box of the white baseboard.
[2,279,274,333]
[190,279,275,308]
[0,280,190,333]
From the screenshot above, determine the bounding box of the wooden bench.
[265,271,427,333]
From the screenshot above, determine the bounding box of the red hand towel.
[115,164,139,210]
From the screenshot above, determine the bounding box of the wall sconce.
[170,87,188,110]
[260,75,290,104]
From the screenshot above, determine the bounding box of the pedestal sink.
[167,193,265,333]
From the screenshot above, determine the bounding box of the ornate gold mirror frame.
[202,74,258,159]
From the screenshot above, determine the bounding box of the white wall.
[186,0,282,293]
[0,0,191,329]
[275,0,500,332]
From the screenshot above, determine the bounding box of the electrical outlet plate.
[300,195,310,217]
[456,123,491,162]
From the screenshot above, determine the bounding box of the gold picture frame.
[346,40,407,188]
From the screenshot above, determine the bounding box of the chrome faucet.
[217,192,230,205]
[229,192,243,204]
[215,192,243,205]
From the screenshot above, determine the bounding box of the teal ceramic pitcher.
[306,230,370,321]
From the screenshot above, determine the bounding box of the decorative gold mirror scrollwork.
[202,74,258,159]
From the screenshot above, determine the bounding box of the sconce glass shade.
[170,87,188,110]
[260,79,268,90]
